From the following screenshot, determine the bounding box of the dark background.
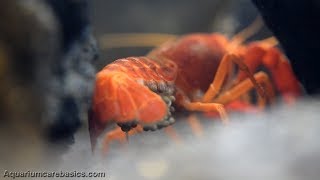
[89,0,320,95]
[252,0,320,94]
[90,0,272,68]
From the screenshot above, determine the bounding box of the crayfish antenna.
[228,15,264,52]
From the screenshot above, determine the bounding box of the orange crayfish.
[89,19,302,154]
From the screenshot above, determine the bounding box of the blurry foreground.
[61,98,320,180]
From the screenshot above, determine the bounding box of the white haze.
[56,98,320,180]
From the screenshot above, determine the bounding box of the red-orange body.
[89,33,302,150]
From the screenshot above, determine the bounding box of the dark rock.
[0,0,98,168]
[46,0,90,51]
[252,0,320,94]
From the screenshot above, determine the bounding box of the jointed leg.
[101,126,143,155]
[187,114,204,138]
[237,44,302,103]
[202,53,265,103]
[182,100,229,124]
[164,126,182,143]
[101,124,183,155]
[215,71,275,109]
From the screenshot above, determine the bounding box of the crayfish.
[89,19,302,154]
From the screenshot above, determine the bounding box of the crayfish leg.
[237,44,302,103]
[186,114,204,138]
[202,53,265,103]
[101,126,143,156]
[215,71,275,109]
[101,125,182,155]
[163,126,182,144]
[182,101,229,124]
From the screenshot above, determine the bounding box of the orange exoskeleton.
[89,18,302,154]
